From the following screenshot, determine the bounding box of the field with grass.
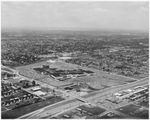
[116,104,149,119]
[2,97,64,119]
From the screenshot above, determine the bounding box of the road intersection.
[19,77,148,119]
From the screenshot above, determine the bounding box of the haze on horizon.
[1,1,149,32]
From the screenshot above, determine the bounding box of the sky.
[1,1,149,31]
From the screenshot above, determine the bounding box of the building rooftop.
[33,91,46,96]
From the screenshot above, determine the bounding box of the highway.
[19,77,148,119]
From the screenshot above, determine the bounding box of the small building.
[71,74,77,78]
[63,114,70,118]
[125,89,133,93]
[59,56,72,60]
[31,86,41,91]
[76,108,82,111]
[106,97,122,104]
[133,87,147,94]
[114,93,122,96]
[14,97,20,102]
[33,91,46,96]
[117,93,132,99]
[47,60,56,63]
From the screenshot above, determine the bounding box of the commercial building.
[33,91,46,96]
[116,86,148,100]
[31,86,41,91]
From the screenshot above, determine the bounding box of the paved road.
[84,77,148,98]
[3,62,148,119]
[19,77,148,119]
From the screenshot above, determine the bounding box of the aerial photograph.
[1,1,149,119]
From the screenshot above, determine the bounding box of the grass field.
[2,96,64,119]
[116,104,140,115]
[116,104,149,119]
[133,108,149,119]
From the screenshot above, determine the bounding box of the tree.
[32,81,36,86]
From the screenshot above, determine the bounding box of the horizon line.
[1,27,149,33]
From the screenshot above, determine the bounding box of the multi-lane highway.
[19,77,148,119]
